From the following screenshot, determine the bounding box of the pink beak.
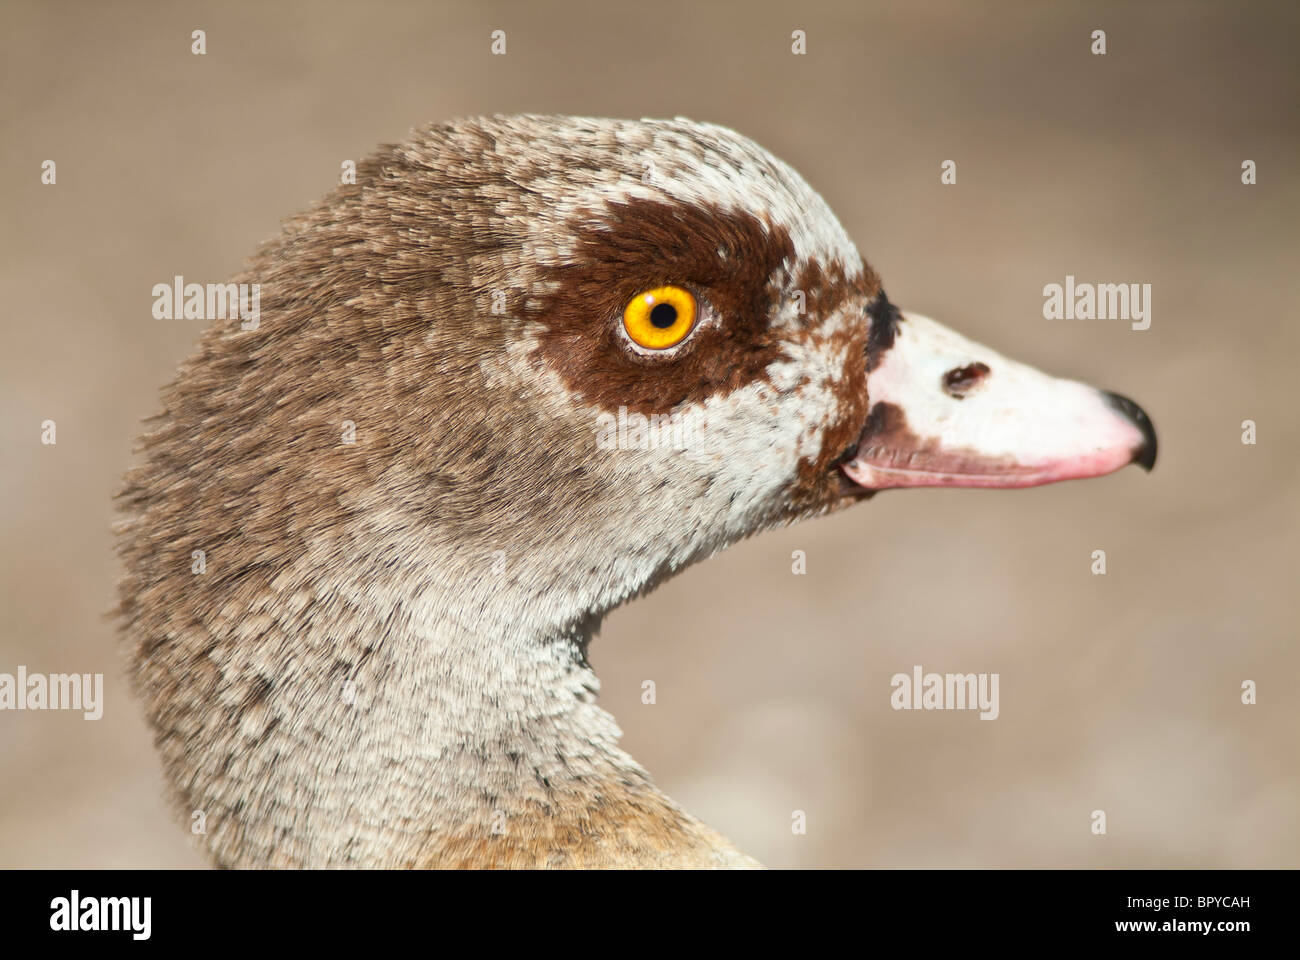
[841,308,1156,492]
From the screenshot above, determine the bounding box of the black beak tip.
[1103,391,1158,472]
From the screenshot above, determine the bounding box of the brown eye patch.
[528,196,858,416]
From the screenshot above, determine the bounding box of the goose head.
[118,115,1155,869]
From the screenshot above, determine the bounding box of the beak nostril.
[942,362,990,399]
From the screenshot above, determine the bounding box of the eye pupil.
[623,285,696,350]
[650,302,678,329]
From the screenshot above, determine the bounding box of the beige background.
[1,0,1296,868]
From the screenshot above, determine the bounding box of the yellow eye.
[622,285,697,350]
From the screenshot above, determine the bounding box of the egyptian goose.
[116,115,1156,869]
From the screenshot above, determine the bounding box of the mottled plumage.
[117,116,1154,868]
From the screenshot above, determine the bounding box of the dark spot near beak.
[865,289,902,372]
[942,362,990,399]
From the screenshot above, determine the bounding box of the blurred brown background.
[2,0,1296,868]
